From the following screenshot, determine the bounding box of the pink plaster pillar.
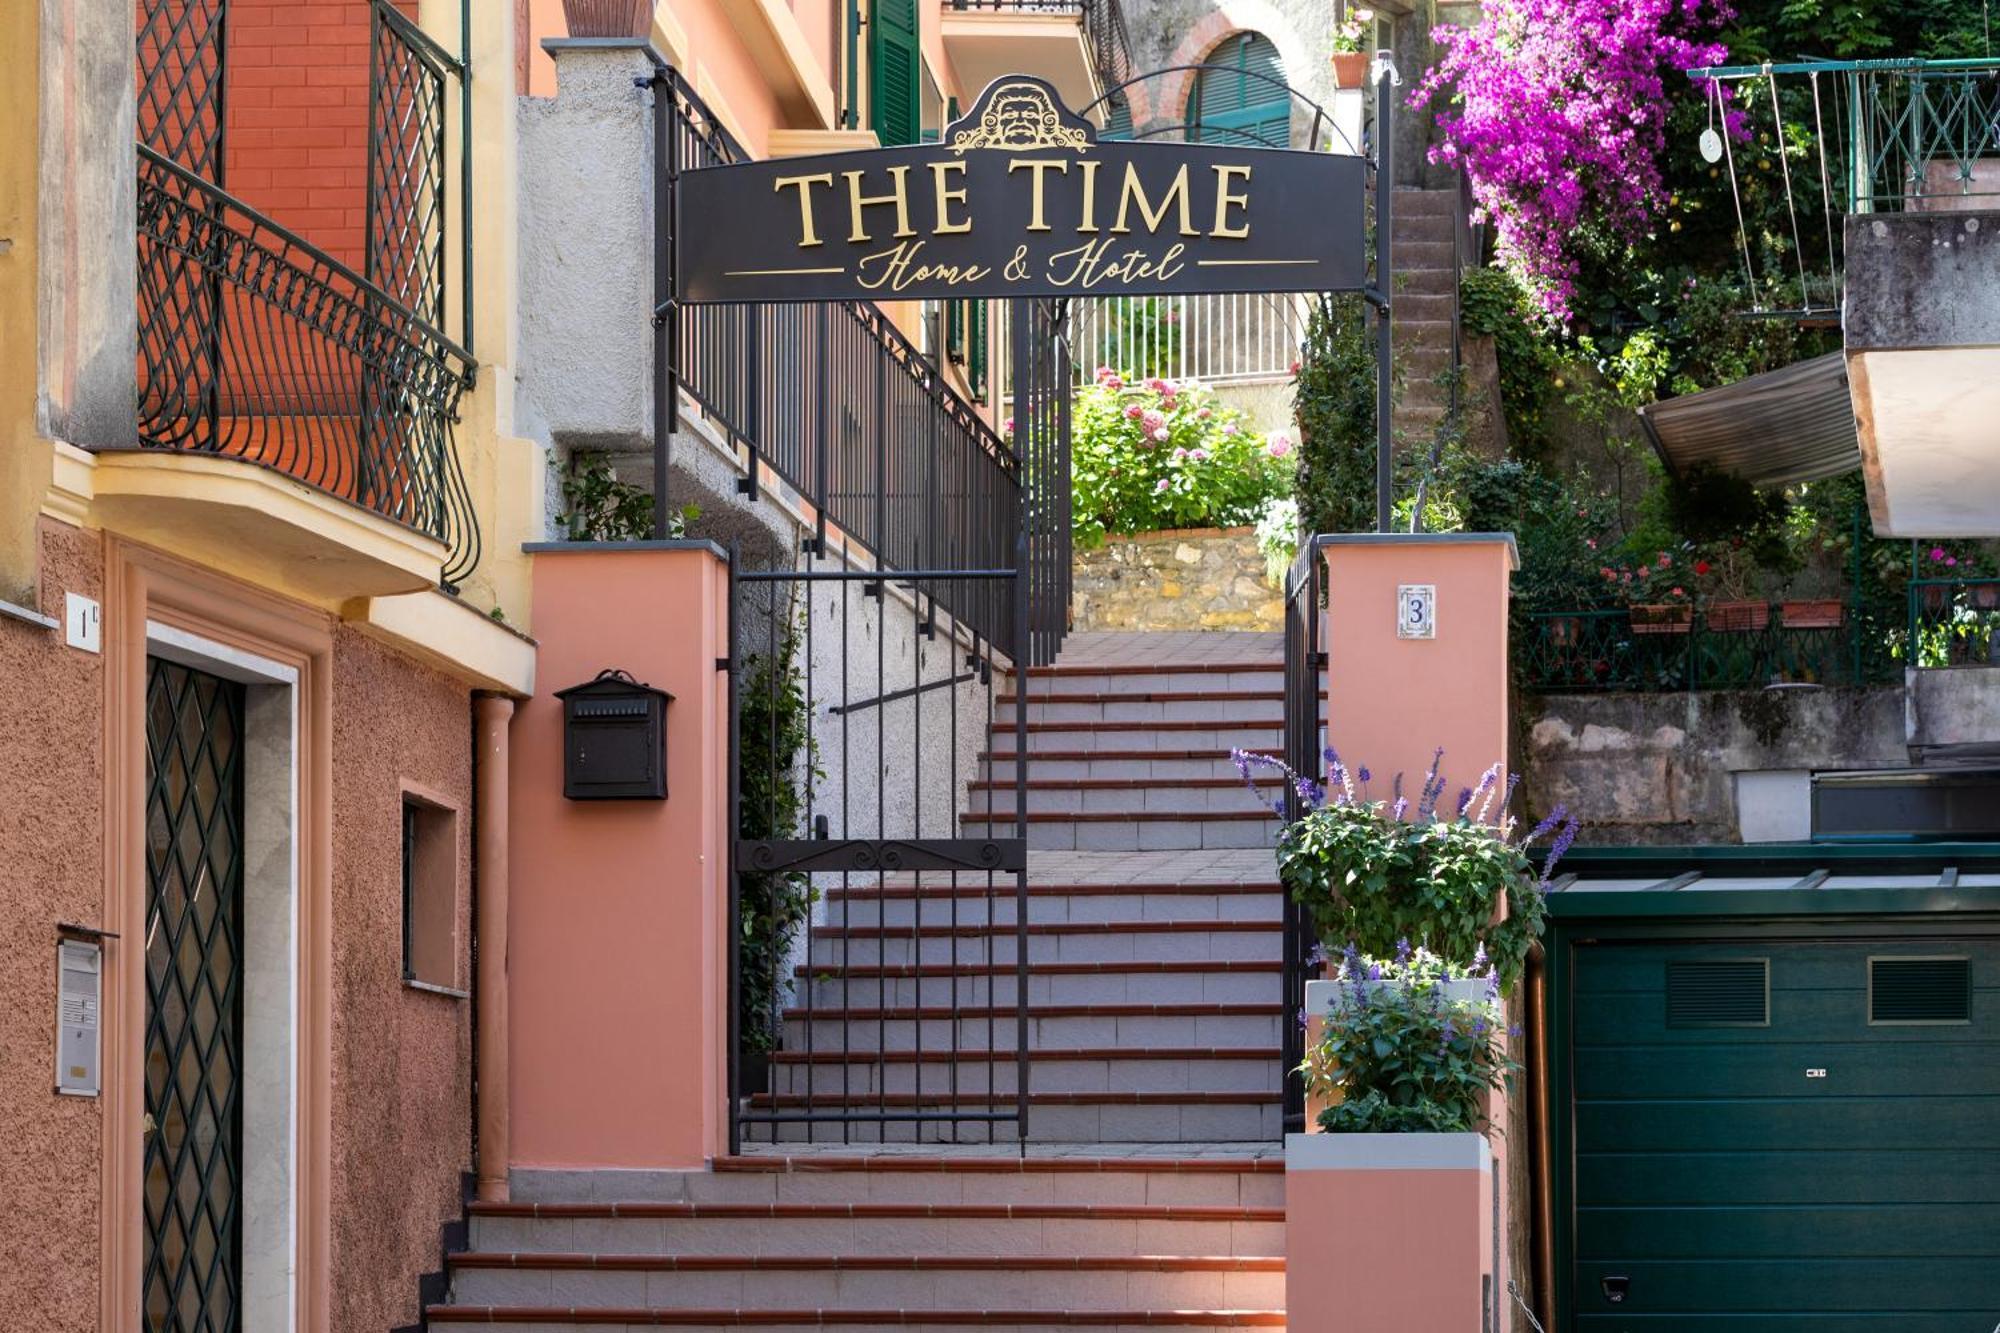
[1321,534,1517,793]
[1285,1133,1495,1333]
[507,543,731,1169]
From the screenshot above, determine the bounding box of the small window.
[1869,957,1971,1025]
[1666,959,1770,1027]
[402,793,461,993]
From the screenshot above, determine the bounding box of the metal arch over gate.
[662,70,1387,1146]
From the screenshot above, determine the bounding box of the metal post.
[652,67,678,537]
[1373,56,1395,534]
[459,0,474,357]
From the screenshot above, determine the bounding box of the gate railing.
[133,146,480,581]
[1279,535,1330,1133]
[659,66,1028,658]
[1067,292,1310,385]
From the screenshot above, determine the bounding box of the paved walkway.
[1045,630,1282,668]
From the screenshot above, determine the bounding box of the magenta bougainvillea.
[1413,0,1732,322]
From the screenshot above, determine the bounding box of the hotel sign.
[674,77,1367,305]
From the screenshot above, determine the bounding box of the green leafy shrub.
[1308,946,1514,1135]
[1459,267,1564,457]
[1092,297,1183,382]
[737,632,819,1054]
[1292,294,1380,536]
[1069,370,1289,547]
[1456,459,1616,612]
[1249,750,1569,993]
[556,452,700,541]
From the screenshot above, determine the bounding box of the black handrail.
[133,144,480,584]
[656,66,1025,656]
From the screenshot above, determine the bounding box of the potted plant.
[563,0,651,38]
[1330,7,1373,88]
[1695,543,1769,632]
[1602,550,1694,634]
[1253,747,1576,1333]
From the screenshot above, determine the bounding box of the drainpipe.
[473,693,514,1203]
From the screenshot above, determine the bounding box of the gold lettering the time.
[772,161,1253,248]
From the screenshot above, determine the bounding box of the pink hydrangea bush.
[1070,367,1290,546]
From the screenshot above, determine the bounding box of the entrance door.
[143,658,247,1333]
[1571,936,2000,1329]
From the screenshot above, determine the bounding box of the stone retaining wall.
[1072,527,1283,632]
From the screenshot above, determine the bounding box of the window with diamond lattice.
[143,658,246,1333]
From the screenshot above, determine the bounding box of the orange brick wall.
[223,0,418,270]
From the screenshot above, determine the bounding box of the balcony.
[117,0,478,595]
[940,0,1134,125]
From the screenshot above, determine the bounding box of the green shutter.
[1101,96,1134,141]
[969,300,988,399]
[1187,32,1290,148]
[869,0,921,146]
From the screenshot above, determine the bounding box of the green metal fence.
[1908,577,2000,668]
[1521,605,1885,692]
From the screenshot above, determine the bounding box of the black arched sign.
[673,76,1367,305]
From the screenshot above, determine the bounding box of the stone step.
[1392,219,1455,252]
[1396,319,1455,351]
[959,810,1279,852]
[770,1044,1282,1096]
[778,1003,1283,1051]
[446,1253,1288,1313]
[1020,666,1283,694]
[464,1199,1289,1259]
[1392,187,1459,217]
[432,1314,1287,1330]
[508,1157,1286,1208]
[962,779,1279,817]
[995,690,1284,725]
[806,920,1281,968]
[752,1095,1284,1145]
[986,722,1284,754]
[980,749,1279,782]
[821,882,1283,929]
[1390,238,1455,269]
[1395,293,1456,323]
[793,960,1281,1009]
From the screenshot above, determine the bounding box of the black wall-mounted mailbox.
[556,669,673,800]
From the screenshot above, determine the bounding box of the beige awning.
[1637,351,1859,488]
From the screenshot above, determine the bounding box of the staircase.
[1392,185,1464,446]
[429,632,1295,1328]
[434,1154,1287,1330]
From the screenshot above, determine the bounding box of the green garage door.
[1573,936,2000,1330]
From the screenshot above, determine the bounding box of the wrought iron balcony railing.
[1519,605,1892,692]
[133,145,480,584]
[660,66,1026,655]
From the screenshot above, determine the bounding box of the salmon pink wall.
[508,544,730,1169]
[1322,534,1516,797]
[224,0,417,268]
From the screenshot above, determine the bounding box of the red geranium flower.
[1694,559,1712,576]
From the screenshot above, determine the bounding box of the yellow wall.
[0,0,41,606]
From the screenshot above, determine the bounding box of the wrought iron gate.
[729,543,1031,1147]
[143,658,247,1332]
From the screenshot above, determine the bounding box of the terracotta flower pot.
[1330,52,1370,88]
[1781,599,1845,630]
[1974,583,2000,611]
[1629,603,1693,635]
[1705,600,1770,633]
[1545,615,1580,647]
[562,0,652,37]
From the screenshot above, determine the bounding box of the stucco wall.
[0,519,106,1333]
[1519,686,1909,845]
[328,623,474,1333]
